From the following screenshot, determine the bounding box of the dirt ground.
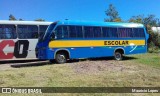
[0,59,140,72]
[0,58,159,73]
[0,63,12,71]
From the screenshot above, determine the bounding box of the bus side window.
[126,28,133,37]
[0,25,3,39]
[28,25,38,38]
[109,28,118,38]
[63,26,69,38]
[102,27,110,37]
[55,26,63,39]
[138,28,145,37]
[68,26,83,38]
[93,27,101,38]
[118,28,133,38]
[17,25,38,39]
[17,25,26,39]
[133,28,145,38]
[76,26,83,38]
[84,26,94,38]
[68,26,77,38]
[0,24,17,39]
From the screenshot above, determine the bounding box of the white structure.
[151,27,160,33]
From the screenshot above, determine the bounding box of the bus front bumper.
[37,48,54,60]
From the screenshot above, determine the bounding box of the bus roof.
[0,20,52,25]
[56,20,144,28]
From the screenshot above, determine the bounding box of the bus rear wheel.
[55,52,67,64]
[114,51,123,61]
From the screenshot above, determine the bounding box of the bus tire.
[114,51,123,61]
[55,52,67,64]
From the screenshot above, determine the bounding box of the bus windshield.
[41,22,57,41]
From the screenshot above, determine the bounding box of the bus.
[36,20,149,64]
[0,20,52,60]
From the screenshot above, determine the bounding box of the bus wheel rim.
[57,55,65,62]
[115,53,121,60]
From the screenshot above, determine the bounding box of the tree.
[128,14,158,36]
[129,14,160,50]
[113,18,122,22]
[129,15,143,24]
[34,18,45,21]
[9,14,16,20]
[105,4,121,22]
[129,14,157,26]
[157,19,160,26]
[19,18,24,21]
[143,15,157,26]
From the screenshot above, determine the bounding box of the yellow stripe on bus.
[49,40,145,48]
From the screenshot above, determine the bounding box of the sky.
[0,0,160,22]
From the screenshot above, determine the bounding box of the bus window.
[54,26,69,39]
[0,24,16,39]
[0,25,3,39]
[118,28,133,38]
[133,28,145,38]
[39,25,48,38]
[126,28,133,37]
[109,28,118,38]
[17,25,38,39]
[68,26,83,38]
[84,26,94,38]
[102,27,110,37]
[55,26,63,39]
[93,27,101,38]
[68,26,76,38]
[28,25,38,38]
[76,26,83,38]
[62,26,69,38]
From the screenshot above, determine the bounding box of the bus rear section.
[0,20,52,60]
[36,20,149,63]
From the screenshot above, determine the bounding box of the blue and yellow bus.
[36,20,149,63]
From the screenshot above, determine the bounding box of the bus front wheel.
[114,51,123,61]
[55,52,67,64]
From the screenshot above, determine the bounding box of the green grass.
[0,53,159,96]
[130,53,160,68]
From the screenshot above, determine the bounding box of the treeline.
[9,14,45,21]
[105,4,160,52]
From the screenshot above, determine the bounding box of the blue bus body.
[36,20,149,63]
